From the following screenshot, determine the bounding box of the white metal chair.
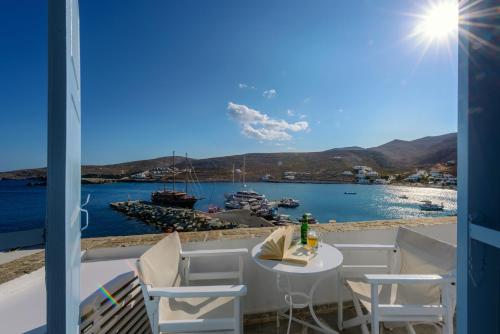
[136,232,248,334]
[335,227,456,334]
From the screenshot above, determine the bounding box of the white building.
[261,174,271,181]
[131,171,150,179]
[405,174,421,182]
[353,165,372,172]
[430,170,443,178]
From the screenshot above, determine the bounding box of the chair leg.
[442,318,453,334]
[352,292,369,334]
[234,297,241,334]
[337,269,343,331]
[372,319,379,334]
[405,323,416,334]
[442,283,454,334]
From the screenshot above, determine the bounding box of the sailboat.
[224,155,267,209]
[151,151,199,209]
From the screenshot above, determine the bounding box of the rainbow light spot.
[99,286,119,306]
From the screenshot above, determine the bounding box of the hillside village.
[258,160,456,187]
[105,159,457,189]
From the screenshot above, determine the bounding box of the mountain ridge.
[0,133,457,181]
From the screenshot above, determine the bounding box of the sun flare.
[415,1,459,41]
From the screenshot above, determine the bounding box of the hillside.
[0,133,457,181]
[369,133,457,167]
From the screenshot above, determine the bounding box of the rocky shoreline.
[110,201,245,232]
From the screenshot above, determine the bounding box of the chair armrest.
[181,248,248,258]
[334,244,396,251]
[365,274,455,285]
[148,285,247,298]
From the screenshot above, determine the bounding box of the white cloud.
[299,114,307,119]
[287,109,295,116]
[262,89,277,99]
[227,102,309,142]
[238,83,255,89]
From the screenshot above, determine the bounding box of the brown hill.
[369,133,457,168]
[0,133,457,181]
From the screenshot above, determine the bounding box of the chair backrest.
[394,227,456,305]
[136,232,182,289]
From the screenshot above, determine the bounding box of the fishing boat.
[344,192,357,195]
[399,195,409,199]
[419,201,444,211]
[278,198,300,208]
[151,152,200,209]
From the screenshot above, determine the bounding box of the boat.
[419,201,444,211]
[279,198,300,208]
[207,206,222,214]
[224,155,268,210]
[224,201,241,209]
[301,212,319,224]
[151,151,200,209]
[226,190,265,201]
[344,192,357,195]
[26,181,47,187]
[274,214,295,226]
[399,195,409,199]
[151,190,197,208]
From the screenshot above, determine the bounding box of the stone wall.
[0,216,456,285]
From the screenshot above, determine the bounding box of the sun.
[414,1,459,42]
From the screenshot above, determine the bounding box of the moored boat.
[419,201,444,211]
[151,151,201,208]
[302,212,319,224]
[278,198,300,208]
[151,190,197,208]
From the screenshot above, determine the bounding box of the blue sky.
[0,0,457,171]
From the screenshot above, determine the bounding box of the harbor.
[0,179,457,238]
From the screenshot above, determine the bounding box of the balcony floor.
[245,304,444,334]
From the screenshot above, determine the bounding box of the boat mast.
[172,150,175,192]
[185,152,188,194]
[232,163,235,184]
[243,155,246,188]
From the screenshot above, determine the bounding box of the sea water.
[0,180,456,238]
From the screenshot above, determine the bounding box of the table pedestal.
[275,272,339,334]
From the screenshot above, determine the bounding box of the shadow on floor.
[244,305,443,334]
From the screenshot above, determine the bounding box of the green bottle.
[300,213,309,244]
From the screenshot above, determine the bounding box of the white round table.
[252,242,343,334]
